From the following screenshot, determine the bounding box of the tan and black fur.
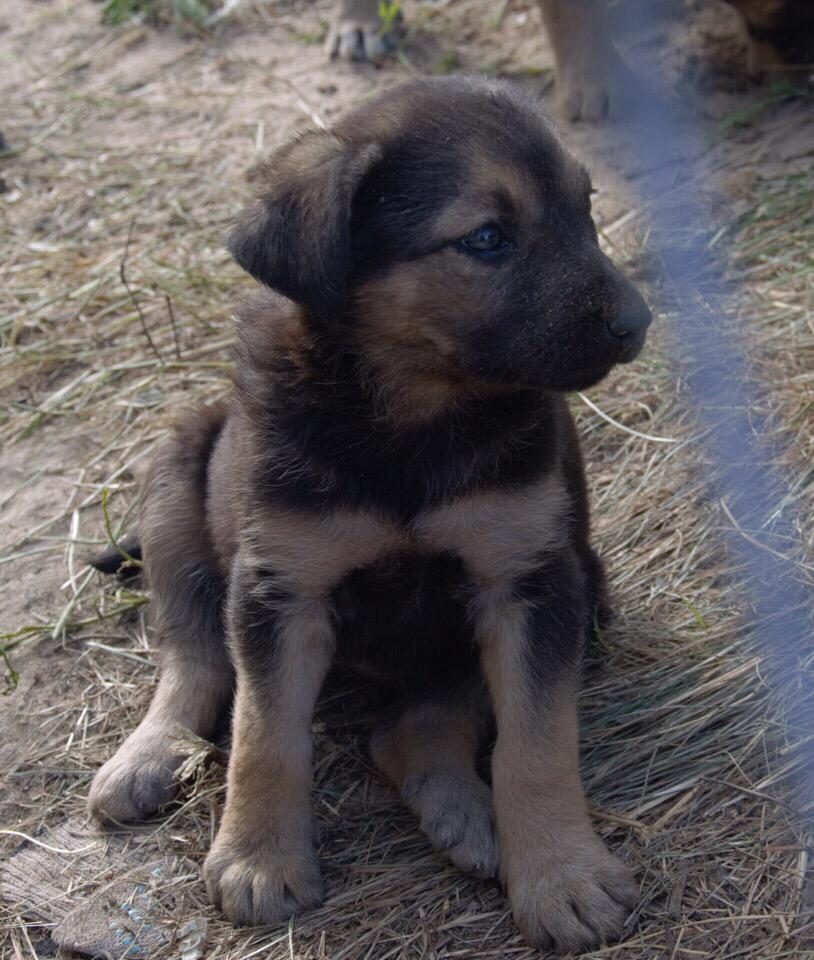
[89,77,652,953]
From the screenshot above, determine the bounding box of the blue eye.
[460,224,510,255]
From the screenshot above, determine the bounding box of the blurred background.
[0,2,812,958]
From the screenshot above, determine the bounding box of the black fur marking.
[228,136,381,320]
[332,551,479,694]
[229,195,348,320]
[742,1,814,64]
[349,138,465,281]
[227,567,297,683]
[172,559,227,644]
[239,341,564,522]
[515,549,587,688]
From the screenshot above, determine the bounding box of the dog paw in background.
[555,41,640,121]
[537,0,642,122]
[326,0,404,63]
[323,0,645,120]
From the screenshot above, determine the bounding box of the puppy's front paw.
[88,724,179,825]
[204,829,323,927]
[506,836,637,953]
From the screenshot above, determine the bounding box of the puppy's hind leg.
[370,685,498,878]
[89,406,234,825]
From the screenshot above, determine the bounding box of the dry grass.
[1,1,813,958]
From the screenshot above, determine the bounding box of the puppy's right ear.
[229,130,381,319]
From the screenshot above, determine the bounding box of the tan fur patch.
[230,594,333,783]
[467,155,536,225]
[472,577,587,860]
[427,151,536,243]
[370,694,483,787]
[242,470,569,598]
[476,589,637,950]
[87,652,233,825]
[245,471,568,596]
[203,598,331,924]
[352,256,530,423]
[416,471,571,586]
[474,582,590,868]
[246,507,402,597]
[149,656,231,730]
[352,261,474,422]
[370,692,498,878]
[429,198,508,243]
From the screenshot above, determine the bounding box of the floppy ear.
[228,130,381,318]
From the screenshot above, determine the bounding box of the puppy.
[88,77,652,953]
[329,0,814,120]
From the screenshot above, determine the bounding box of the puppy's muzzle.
[605,283,652,361]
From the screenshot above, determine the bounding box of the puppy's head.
[230,77,651,404]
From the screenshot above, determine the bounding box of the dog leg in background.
[370,687,498,878]
[203,560,333,925]
[326,0,402,63]
[477,550,638,954]
[725,0,814,79]
[88,408,233,825]
[537,0,637,121]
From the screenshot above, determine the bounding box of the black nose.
[606,292,652,341]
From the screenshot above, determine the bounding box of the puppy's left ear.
[229,130,381,318]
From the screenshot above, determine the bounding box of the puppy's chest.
[331,549,477,689]
[247,476,569,688]
[248,472,570,597]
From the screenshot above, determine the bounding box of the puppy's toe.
[204,832,323,926]
[88,728,179,825]
[507,838,637,953]
[405,773,499,878]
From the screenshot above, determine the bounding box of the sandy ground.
[1,1,813,958]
